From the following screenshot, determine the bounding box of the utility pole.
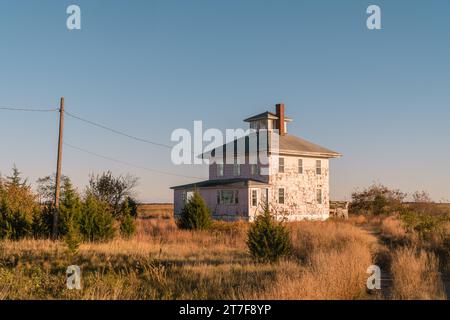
[53,97,64,239]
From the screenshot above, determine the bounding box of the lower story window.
[182,191,194,204]
[316,189,323,204]
[217,190,239,204]
[251,189,258,207]
[278,188,285,204]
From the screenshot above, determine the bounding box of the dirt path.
[363,227,394,299]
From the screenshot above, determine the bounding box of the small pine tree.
[247,207,292,263]
[120,199,136,238]
[58,179,82,236]
[179,191,212,230]
[79,195,115,242]
[64,219,81,255]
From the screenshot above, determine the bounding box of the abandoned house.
[171,103,341,221]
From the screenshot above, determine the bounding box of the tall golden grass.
[390,246,446,300]
[2,218,445,300]
[259,222,376,300]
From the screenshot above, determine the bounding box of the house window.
[217,164,224,176]
[251,189,258,207]
[182,191,194,204]
[279,157,285,173]
[233,163,241,176]
[250,164,259,175]
[278,188,285,204]
[261,188,269,206]
[217,190,239,204]
[316,160,322,175]
[298,159,303,174]
[316,189,323,204]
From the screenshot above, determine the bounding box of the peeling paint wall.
[267,155,330,220]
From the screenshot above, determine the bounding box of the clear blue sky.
[1,0,449,202]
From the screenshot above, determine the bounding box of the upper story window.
[298,159,303,174]
[279,157,285,173]
[316,160,322,175]
[249,120,267,131]
[278,188,285,204]
[217,190,239,205]
[316,189,323,204]
[250,164,259,175]
[233,163,241,176]
[217,164,224,177]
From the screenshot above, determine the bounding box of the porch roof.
[170,178,268,190]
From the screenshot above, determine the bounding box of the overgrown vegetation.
[0,219,377,300]
[0,166,139,243]
[349,184,449,299]
[0,169,448,300]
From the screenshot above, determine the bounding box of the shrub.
[0,167,36,240]
[79,195,116,242]
[178,191,212,230]
[349,184,406,216]
[247,207,292,263]
[400,210,447,241]
[120,200,136,238]
[86,171,138,218]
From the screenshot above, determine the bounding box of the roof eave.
[272,150,342,159]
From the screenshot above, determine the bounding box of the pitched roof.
[170,178,268,190]
[243,111,292,122]
[277,134,341,158]
[202,132,341,159]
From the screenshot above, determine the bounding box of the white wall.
[267,155,330,220]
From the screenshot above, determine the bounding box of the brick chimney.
[276,103,285,136]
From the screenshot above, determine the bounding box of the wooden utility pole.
[52,97,64,239]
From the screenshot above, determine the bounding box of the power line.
[64,142,205,181]
[0,106,58,112]
[64,110,174,150]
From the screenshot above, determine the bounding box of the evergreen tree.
[58,179,82,236]
[64,219,81,255]
[120,199,136,238]
[247,207,292,263]
[0,166,35,240]
[179,191,212,230]
[5,164,28,188]
[32,204,53,239]
[79,194,115,242]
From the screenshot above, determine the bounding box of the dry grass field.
[0,202,448,300]
[0,218,383,300]
[138,203,174,219]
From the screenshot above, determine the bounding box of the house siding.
[175,155,330,222]
[174,187,249,221]
[267,155,330,220]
